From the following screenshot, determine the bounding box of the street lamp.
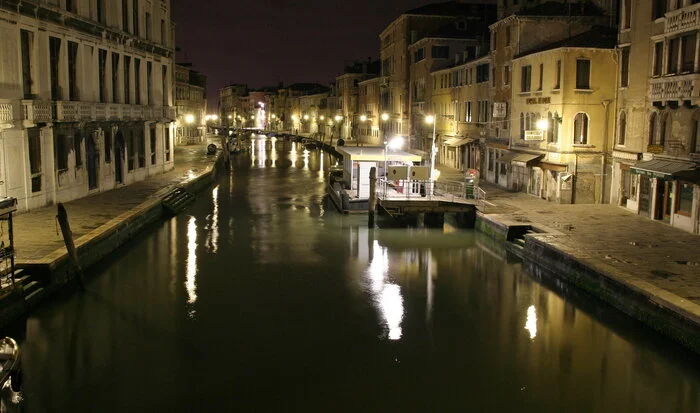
[384,136,405,181]
[425,115,437,195]
[185,114,195,124]
[536,118,549,131]
[380,112,390,144]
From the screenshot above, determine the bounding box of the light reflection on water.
[10,136,700,412]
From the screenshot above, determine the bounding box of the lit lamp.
[185,114,195,124]
[384,136,405,180]
[425,115,437,195]
[303,114,309,120]
[536,118,549,131]
[360,115,367,122]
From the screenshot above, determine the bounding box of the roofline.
[430,54,490,75]
[358,77,381,85]
[409,36,479,49]
[513,45,616,61]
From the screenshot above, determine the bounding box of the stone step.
[24,287,44,305]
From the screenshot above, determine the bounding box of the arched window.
[618,112,627,146]
[573,113,589,144]
[547,112,554,143]
[691,111,700,153]
[648,112,657,145]
[660,112,670,146]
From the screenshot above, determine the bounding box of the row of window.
[413,45,450,63]
[641,111,700,152]
[519,59,588,92]
[432,63,490,90]
[22,30,170,105]
[53,0,170,45]
[622,0,700,29]
[649,32,698,78]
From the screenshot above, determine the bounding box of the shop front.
[631,158,699,233]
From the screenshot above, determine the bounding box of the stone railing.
[0,101,12,124]
[22,100,52,123]
[665,3,700,35]
[55,101,79,121]
[649,73,699,101]
[95,103,107,120]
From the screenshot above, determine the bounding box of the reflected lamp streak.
[525,305,537,340]
[186,217,198,308]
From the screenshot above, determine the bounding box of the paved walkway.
[13,144,216,262]
[436,163,700,308]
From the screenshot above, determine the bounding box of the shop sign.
[526,97,551,105]
[493,102,507,118]
[524,130,543,140]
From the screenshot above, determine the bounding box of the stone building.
[174,63,206,145]
[379,1,497,150]
[616,0,700,234]
[358,77,382,145]
[430,54,491,172]
[0,0,176,212]
[510,28,617,204]
[219,84,248,127]
[485,2,613,190]
[335,60,379,141]
[408,13,495,153]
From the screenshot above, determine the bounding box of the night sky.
[172,0,443,109]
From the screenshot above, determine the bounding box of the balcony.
[22,100,52,124]
[665,3,700,36]
[649,73,700,102]
[0,101,12,125]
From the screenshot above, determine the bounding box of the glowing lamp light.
[360,115,367,122]
[319,115,325,120]
[387,136,405,150]
[303,114,309,120]
[536,118,549,131]
[251,115,255,119]
[334,115,343,122]
[425,115,435,124]
[227,115,232,119]
[271,114,276,119]
[185,114,195,124]
[291,114,298,121]
[211,114,218,121]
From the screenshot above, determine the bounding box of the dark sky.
[172,0,440,109]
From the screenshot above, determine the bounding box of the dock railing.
[377,178,485,206]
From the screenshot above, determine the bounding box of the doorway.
[654,178,665,220]
[87,133,99,190]
[639,176,651,217]
[115,131,125,184]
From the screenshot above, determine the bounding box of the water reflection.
[366,241,404,341]
[525,305,537,340]
[185,216,198,317]
[205,185,219,254]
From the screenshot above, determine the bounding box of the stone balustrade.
[22,100,52,123]
[0,101,12,124]
[665,3,700,36]
[649,73,700,101]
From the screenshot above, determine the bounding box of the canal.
[9,136,700,412]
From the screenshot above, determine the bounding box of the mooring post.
[220,136,230,169]
[369,167,377,228]
[57,203,86,291]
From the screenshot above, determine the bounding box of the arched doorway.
[115,130,125,184]
[87,133,99,190]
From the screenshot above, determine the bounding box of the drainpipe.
[600,99,612,204]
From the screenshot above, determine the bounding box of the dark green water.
[9,137,700,412]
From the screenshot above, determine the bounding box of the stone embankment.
[0,143,225,328]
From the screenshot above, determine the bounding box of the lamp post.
[359,115,367,145]
[381,112,390,144]
[425,115,437,195]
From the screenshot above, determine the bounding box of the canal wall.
[0,152,226,327]
[475,212,700,354]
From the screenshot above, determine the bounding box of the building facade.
[357,77,382,145]
[0,0,176,212]
[510,30,617,204]
[616,0,700,234]
[174,63,206,144]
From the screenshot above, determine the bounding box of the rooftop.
[515,25,616,58]
[404,0,496,16]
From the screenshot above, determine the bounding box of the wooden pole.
[56,203,85,291]
[369,167,377,228]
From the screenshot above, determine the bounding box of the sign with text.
[524,130,544,140]
[526,97,551,105]
[493,102,507,118]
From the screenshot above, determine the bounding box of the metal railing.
[377,178,486,207]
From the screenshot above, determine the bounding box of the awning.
[539,161,568,172]
[673,168,700,184]
[630,159,697,179]
[511,153,544,167]
[496,152,518,163]
[444,137,474,147]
